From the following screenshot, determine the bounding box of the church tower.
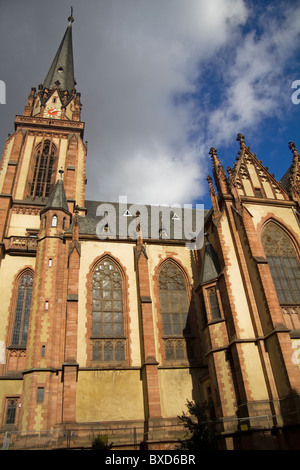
[0,13,86,434]
[1,11,300,451]
[0,11,86,260]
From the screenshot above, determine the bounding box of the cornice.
[15,115,85,137]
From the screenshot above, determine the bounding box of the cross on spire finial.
[68,7,74,25]
[236,133,245,143]
[289,141,298,156]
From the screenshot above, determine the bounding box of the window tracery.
[11,272,33,347]
[30,140,56,198]
[5,399,18,425]
[158,261,193,361]
[262,222,300,304]
[91,258,125,362]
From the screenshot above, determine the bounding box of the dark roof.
[43,23,75,92]
[68,200,207,243]
[200,240,220,283]
[45,178,69,212]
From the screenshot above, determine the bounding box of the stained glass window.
[159,261,192,361]
[92,259,125,361]
[208,287,221,320]
[11,272,33,347]
[5,399,17,425]
[262,223,300,304]
[30,140,56,198]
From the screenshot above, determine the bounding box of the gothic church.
[0,16,300,450]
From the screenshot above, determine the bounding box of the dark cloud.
[0,1,299,208]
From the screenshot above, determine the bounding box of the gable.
[230,145,288,201]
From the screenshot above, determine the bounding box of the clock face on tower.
[44,106,61,118]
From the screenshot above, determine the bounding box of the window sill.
[158,361,204,369]
[88,361,129,370]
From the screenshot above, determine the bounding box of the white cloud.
[1,1,298,208]
[83,0,248,205]
[206,2,300,145]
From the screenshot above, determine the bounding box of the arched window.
[158,260,192,361]
[51,215,57,227]
[91,258,125,362]
[11,272,33,347]
[262,222,300,304]
[5,399,18,425]
[30,140,56,198]
[208,287,221,320]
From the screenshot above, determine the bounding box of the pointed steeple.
[209,147,229,196]
[280,142,300,205]
[43,11,75,93]
[43,170,70,213]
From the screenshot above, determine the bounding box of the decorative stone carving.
[262,223,296,257]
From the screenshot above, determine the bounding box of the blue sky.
[0,0,299,210]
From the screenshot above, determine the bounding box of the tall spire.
[43,9,75,93]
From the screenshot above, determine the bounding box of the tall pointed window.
[262,223,300,305]
[208,287,221,320]
[30,140,56,198]
[5,399,18,425]
[11,272,33,347]
[91,258,125,362]
[158,260,193,361]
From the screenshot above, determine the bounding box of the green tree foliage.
[177,400,218,451]
[91,434,113,450]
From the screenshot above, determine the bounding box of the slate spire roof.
[43,13,75,92]
[200,234,220,283]
[44,174,69,213]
